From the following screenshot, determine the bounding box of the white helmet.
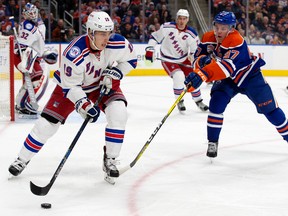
[23,3,38,23]
[86,11,114,33]
[176,9,189,19]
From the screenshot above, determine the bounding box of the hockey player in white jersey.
[145,9,208,112]
[14,3,55,117]
[9,11,137,183]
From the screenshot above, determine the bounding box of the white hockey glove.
[100,67,122,95]
[17,47,38,74]
[75,97,100,123]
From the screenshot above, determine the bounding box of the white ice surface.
[1,76,288,216]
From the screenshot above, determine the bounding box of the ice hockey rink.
[1,76,288,216]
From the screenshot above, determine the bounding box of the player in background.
[14,3,56,118]
[8,11,137,183]
[145,9,208,112]
[184,11,288,158]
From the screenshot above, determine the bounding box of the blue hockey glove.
[198,55,212,68]
[184,69,208,92]
[75,97,100,123]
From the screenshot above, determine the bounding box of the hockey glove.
[17,47,38,74]
[145,46,155,62]
[75,97,100,123]
[100,67,122,95]
[184,69,208,92]
[194,55,214,70]
[43,48,58,65]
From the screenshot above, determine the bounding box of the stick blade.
[30,181,52,196]
[119,164,131,175]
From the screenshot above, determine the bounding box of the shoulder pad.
[63,35,87,64]
[186,26,198,37]
[109,33,125,42]
[107,34,126,49]
[202,31,217,43]
[163,22,176,28]
[221,30,244,48]
[23,20,35,31]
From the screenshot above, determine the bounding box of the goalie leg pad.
[15,68,49,112]
[33,70,49,101]
[16,85,29,109]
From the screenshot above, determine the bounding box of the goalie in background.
[14,3,57,118]
[8,11,137,184]
[184,11,288,158]
[145,9,208,112]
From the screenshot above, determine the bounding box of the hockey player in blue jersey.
[184,11,288,158]
[9,11,137,183]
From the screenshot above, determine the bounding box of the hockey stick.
[156,50,216,69]
[30,86,106,196]
[9,16,39,111]
[156,57,194,69]
[119,88,188,175]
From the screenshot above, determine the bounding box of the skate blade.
[17,114,38,119]
[104,174,115,185]
[8,173,16,180]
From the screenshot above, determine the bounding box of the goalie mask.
[23,3,39,23]
[43,48,58,65]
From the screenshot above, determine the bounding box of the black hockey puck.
[41,203,52,209]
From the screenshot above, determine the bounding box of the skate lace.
[207,143,217,152]
[106,158,120,170]
[197,102,206,109]
[12,159,27,170]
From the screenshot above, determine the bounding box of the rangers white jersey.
[16,18,46,56]
[148,22,199,63]
[53,33,137,104]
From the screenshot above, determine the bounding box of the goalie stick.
[119,88,188,176]
[30,86,106,196]
[9,16,39,111]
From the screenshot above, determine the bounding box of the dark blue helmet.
[213,11,236,28]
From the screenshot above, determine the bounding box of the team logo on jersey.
[25,23,33,30]
[68,46,81,58]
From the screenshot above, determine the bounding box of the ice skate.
[103,147,119,185]
[195,99,209,112]
[206,142,218,158]
[177,99,186,112]
[8,157,29,176]
[15,106,38,119]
